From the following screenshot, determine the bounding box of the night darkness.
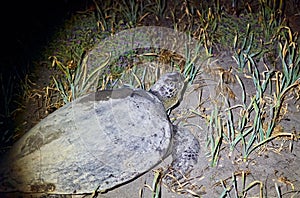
[1,0,75,74]
[0,0,91,147]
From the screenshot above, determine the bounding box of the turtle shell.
[0,88,172,194]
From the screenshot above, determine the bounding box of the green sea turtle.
[0,72,200,196]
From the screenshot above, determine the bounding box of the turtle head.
[149,72,186,110]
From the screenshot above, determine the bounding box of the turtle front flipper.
[164,125,200,185]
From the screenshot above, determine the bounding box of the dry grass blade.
[151,168,164,198]
[242,180,263,198]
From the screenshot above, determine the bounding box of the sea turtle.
[0,72,200,196]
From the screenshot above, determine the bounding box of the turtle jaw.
[162,96,180,111]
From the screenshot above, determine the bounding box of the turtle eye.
[169,82,175,88]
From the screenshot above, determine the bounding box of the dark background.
[1,0,73,74]
[0,0,90,147]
